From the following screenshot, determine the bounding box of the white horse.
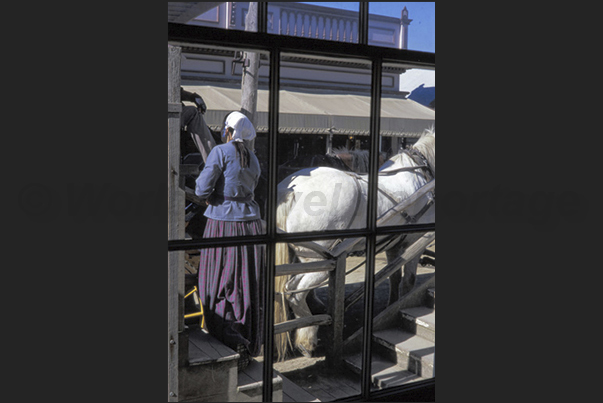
[274,129,435,360]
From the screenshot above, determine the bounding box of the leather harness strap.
[292,148,435,260]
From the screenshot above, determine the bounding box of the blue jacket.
[195,142,262,221]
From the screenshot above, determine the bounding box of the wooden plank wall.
[167,44,185,402]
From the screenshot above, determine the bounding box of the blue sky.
[301,2,435,52]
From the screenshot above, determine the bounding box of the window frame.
[168,4,435,401]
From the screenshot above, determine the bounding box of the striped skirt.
[198,218,265,357]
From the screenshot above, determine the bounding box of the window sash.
[168,5,434,401]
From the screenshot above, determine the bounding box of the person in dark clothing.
[180,87,207,113]
[180,88,216,163]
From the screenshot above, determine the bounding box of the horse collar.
[404,148,434,181]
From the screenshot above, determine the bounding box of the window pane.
[173,44,269,240]
[177,244,268,401]
[378,65,435,229]
[271,238,366,401]
[370,234,436,392]
[277,53,372,234]
[168,2,258,32]
[372,62,435,391]
[369,2,435,52]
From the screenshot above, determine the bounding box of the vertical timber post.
[326,255,346,368]
[241,2,260,151]
[168,44,185,402]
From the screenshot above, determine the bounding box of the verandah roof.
[182,85,435,138]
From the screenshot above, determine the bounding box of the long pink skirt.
[198,218,265,356]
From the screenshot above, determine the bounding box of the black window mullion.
[262,46,281,403]
[360,57,383,401]
[359,2,369,45]
[258,2,268,34]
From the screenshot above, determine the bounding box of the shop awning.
[182,85,435,138]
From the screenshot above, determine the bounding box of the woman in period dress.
[195,111,264,369]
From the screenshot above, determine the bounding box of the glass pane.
[277,52,372,234]
[378,65,435,229]
[173,44,269,240]
[270,2,359,41]
[168,2,258,32]
[271,238,366,401]
[369,2,435,52]
[369,62,435,393]
[370,236,435,392]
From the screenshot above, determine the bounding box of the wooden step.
[276,371,322,402]
[237,360,283,402]
[399,306,435,343]
[187,328,239,365]
[343,353,423,389]
[372,329,435,378]
[179,329,239,401]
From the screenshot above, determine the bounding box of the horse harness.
[306,147,432,255]
[291,147,435,260]
[346,146,435,225]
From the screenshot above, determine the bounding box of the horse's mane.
[412,127,435,176]
[382,127,435,176]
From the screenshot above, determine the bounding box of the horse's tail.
[274,190,295,361]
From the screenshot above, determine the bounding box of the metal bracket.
[231,51,250,75]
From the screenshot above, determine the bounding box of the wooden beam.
[344,232,435,312]
[275,259,336,277]
[291,241,334,259]
[330,237,364,259]
[184,186,203,205]
[168,44,185,402]
[274,314,332,335]
[376,179,435,226]
[326,255,347,368]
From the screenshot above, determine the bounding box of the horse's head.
[412,128,435,176]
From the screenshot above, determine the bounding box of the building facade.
[169,2,435,161]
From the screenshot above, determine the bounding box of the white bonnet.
[224,111,256,142]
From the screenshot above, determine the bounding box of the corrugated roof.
[182,85,435,137]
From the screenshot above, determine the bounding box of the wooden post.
[326,255,347,368]
[168,44,185,402]
[241,2,260,151]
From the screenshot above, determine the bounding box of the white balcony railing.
[278,8,359,43]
